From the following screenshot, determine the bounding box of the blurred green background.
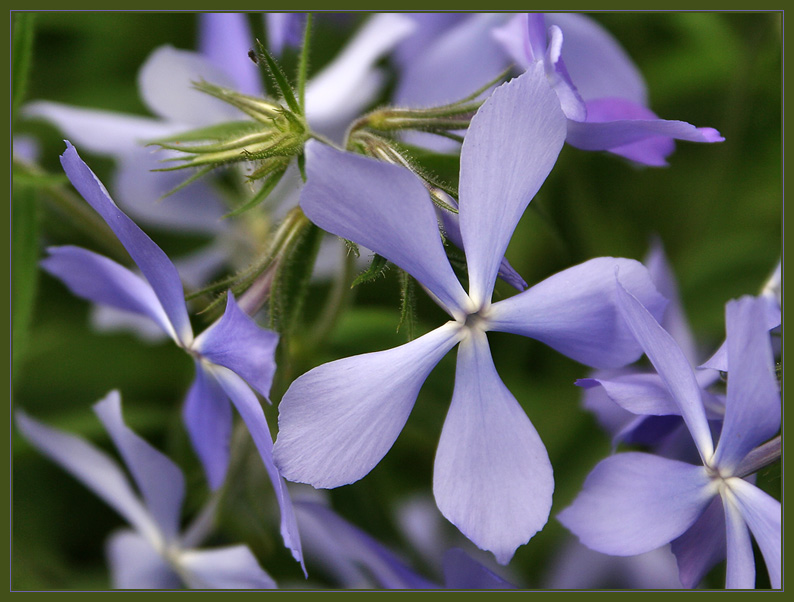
[11,12,781,590]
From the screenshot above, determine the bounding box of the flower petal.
[395,13,510,109]
[177,545,277,589]
[24,101,177,156]
[557,452,713,556]
[644,238,698,363]
[614,276,714,460]
[208,366,305,573]
[198,13,263,97]
[138,45,242,126]
[670,496,726,588]
[306,13,415,135]
[545,12,648,105]
[183,364,233,491]
[193,292,279,399]
[488,257,667,369]
[458,63,566,307]
[41,246,173,339]
[274,323,462,489]
[566,98,724,166]
[301,140,468,316]
[433,330,553,565]
[722,490,756,589]
[106,529,181,589]
[729,478,781,588]
[60,142,193,345]
[713,296,781,472]
[442,548,516,589]
[93,392,185,542]
[576,373,680,417]
[294,500,439,589]
[15,401,158,544]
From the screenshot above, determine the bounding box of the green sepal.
[147,121,261,146]
[224,163,289,218]
[351,254,389,288]
[296,13,313,112]
[160,165,215,200]
[254,39,302,116]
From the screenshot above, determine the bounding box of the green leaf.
[12,182,39,379]
[255,40,302,115]
[351,254,389,287]
[12,13,35,119]
[397,269,417,341]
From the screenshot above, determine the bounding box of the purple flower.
[578,239,724,451]
[273,66,666,564]
[15,391,276,589]
[493,13,724,166]
[558,287,781,589]
[294,500,515,589]
[40,142,304,571]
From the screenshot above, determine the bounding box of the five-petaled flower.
[558,287,781,589]
[41,142,304,571]
[273,64,666,564]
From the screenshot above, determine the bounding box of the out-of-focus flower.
[40,142,304,570]
[274,66,666,564]
[16,391,276,590]
[294,500,515,589]
[558,289,781,589]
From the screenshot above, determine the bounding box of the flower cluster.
[13,12,780,590]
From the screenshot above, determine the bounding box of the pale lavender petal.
[459,63,566,307]
[198,13,262,97]
[274,323,463,489]
[41,246,173,339]
[614,277,714,460]
[301,141,468,316]
[294,500,438,589]
[557,452,713,556]
[437,198,527,291]
[442,548,516,589]
[566,98,724,167]
[395,13,510,109]
[545,538,682,589]
[700,299,781,372]
[266,13,305,56]
[393,13,467,67]
[713,297,781,472]
[577,373,680,417]
[106,529,181,589]
[24,101,178,156]
[730,478,781,588]
[306,13,415,135]
[723,492,755,589]
[545,12,647,105]
[433,331,553,565]
[543,25,588,121]
[644,238,698,363]
[114,149,228,235]
[138,45,242,126]
[671,496,726,589]
[488,258,667,369]
[193,292,279,399]
[93,393,185,542]
[60,142,193,345]
[177,545,276,589]
[491,13,533,69]
[15,402,159,543]
[208,366,304,573]
[183,364,233,491]
[90,305,170,343]
[12,134,38,163]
